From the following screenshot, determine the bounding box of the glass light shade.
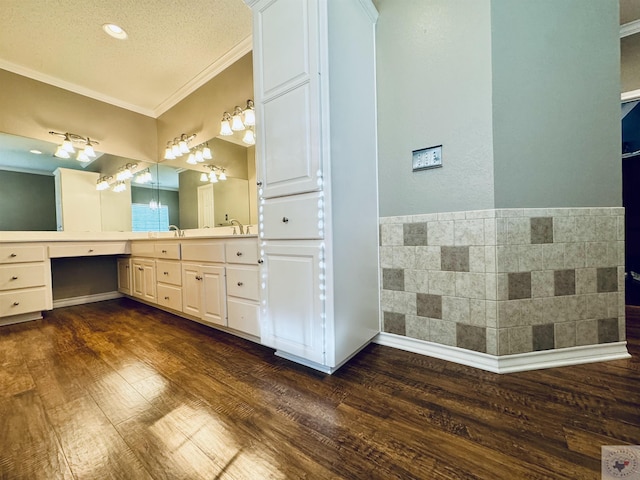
[54,146,70,159]
[202,146,212,159]
[84,143,96,157]
[77,150,90,162]
[186,153,197,165]
[218,171,227,181]
[149,199,158,209]
[171,143,182,157]
[231,114,245,131]
[195,150,204,162]
[242,129,255,145]
[179,139,189,154]
[243,107,255,126]
[96,179,109,191]
[200,173,208,182]
[164,146,175,160]
[209,171,218,183]
[62,136,75,153]
[220,119,233,136]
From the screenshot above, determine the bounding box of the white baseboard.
[374,333,631,374]
[53,291,123,309]
[0,311,43,326]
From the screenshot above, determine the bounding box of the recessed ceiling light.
[102,23,128,40]
[29,149,42,155]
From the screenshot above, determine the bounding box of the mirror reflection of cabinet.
[53,168,102,232]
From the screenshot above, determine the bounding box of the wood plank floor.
[0,298,638,479]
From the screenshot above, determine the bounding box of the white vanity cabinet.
[0,244,52,323]
[131,258,156,303]
[248,0,380,372]
[225,239,260,337]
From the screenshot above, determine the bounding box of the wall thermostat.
[412,145,442,171]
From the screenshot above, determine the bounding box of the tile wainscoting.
[376,208,631,373]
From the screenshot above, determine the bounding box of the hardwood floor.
[0,299,638,479]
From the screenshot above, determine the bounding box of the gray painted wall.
[491,0,621,208]
[374,0,495,216]
[0,170,56,231]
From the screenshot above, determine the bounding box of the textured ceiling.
[0,0,252,117]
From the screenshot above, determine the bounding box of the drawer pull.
[195,275,202,281]
[11,276,18,280]
[12,302,19,306]
[88,249,94,253]
[236,251,243,256]
[164,296,170,300]
[10,253,17,257]
[258,259,264,264]
[282,217,289,223]
[138,267,144,271]
[237,282,243,286]
[162,249,168,254]
[164,271,169,275]
[257,181,263,186]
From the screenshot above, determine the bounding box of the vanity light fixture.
[112,181,127,193]
[163,133,196,160]
[134,168,152,184]
[199,172,209,182]
[115,163,138,181]
[49,131,99,161]
[219,100,255,137]
[201,164,228,183]
[96,176,112,191]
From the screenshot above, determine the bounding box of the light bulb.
[203,145,212,159]
[179,135,189,153]
[209,171,218,183]
[195,150,204,162]
[84,141,96,157]
[200,173,208,182]
[218,171,227,181]
[164,143,175,160]
[186,153,197,165]
[231,107,245,131]
[172,143,182,157]
[77,150,90,162]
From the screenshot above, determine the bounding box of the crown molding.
[622,88,640,102]
[0,59,156,117]
[621,19,640,38]
[152,36,253,117]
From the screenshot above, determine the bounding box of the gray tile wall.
[379,208,625,356]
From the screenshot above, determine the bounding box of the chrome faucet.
[168,225,180,237]
[229,219,244,235]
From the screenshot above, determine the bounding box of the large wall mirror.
[0,131,255,232]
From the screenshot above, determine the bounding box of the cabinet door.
[141,262,156,302]
[117,258,131,295]
[201,265,226,327]
[253,0,322,198]
[261,242,324,364]
[132,260,145,299]
[181,263,202,318]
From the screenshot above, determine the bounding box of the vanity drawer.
[0,245,45,264]
[226,266,259,301]
[0,287,48,317]
[0,264,47,291]
[225,240,259,265]
[157,284,183,311]
[130,242,156,257]
[49,242,129,258]
[227,298,260,337]
[261,192,323,240]
[181,241,225,263]
[156,260,182,286]
[155,243,181,260]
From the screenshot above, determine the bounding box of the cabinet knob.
[164,271,169,275]
[195,275,202,280]
[138,267,144,271]
[237,281,243,286]
[162,250,167,254]
[258,259,264,264]
[164,296,170,300]
[257,181,263,186]
[282,217,289,223]
[12,302,19,306]
[11,276,18,280]
[236,251,243,256]
[10,253,17,257]
[88,249,94,253]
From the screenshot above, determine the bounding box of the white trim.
[356,0,379,22]
[152,36,253,117]
[622,89,640,102]
[621,19,640,38]
[0,311,43,326]
[0,59,156,117]
[53,291,123,309]
[374,333,631,374]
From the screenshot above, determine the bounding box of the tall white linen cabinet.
[245,0,380,373]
